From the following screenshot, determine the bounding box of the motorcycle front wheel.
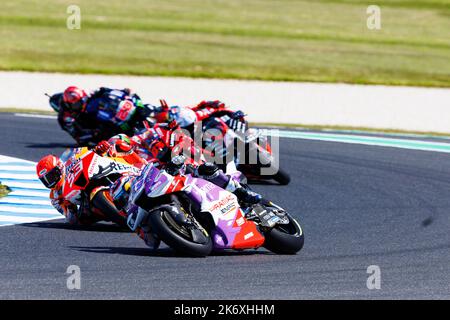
[263,214,304,254]
[148,205,212,257]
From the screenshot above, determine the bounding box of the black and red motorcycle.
[146,101,291,185]
[190,102,291,185]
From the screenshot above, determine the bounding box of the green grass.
[0,0,449,86]
[0,184,11,198]
[0,107,57,115]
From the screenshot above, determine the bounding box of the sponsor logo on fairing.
[236,216,245,226]
[221,203,236,214]
[200,183,215,193]
[87,156,98,176]
[210,194,235,212]
[244,232,254,240]
[65,159,83,187]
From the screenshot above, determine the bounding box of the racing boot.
[232,186,262,205]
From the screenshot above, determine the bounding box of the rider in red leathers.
[36,140,160,248]
[36,142,107,225]
[109,129,262,206]
[36,140,146,226]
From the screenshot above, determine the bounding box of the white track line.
[0,154,61,226]
[0,166,35,172]
[0,173,37,180]
[0,215,61,223]
[9,190,49,198]
[2,181,47,190]
[0,197,53,206]
[0,205,58,215]
[14,113,57,119]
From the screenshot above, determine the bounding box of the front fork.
[127,207,148,232]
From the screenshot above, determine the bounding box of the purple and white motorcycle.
[125,161,304,257]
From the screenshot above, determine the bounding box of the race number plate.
[115,100,135,122]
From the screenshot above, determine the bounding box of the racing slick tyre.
[263,214,304,254]
[273,168,291,185]
[256,150,291,185]
[91,190,127,228]
[148,205,213,257]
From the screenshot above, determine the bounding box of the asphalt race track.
[0,112,449,299]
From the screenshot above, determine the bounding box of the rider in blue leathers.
[49,86,153,145]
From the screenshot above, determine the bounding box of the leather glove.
[94,140,111,154]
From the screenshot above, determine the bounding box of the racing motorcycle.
[132,121,211,168]
[125,158,304,257]
[150,102,291,185]
[196,104,291,185]
[59,147,141,226]
[47,92,152,146]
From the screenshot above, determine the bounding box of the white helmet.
[169,106,196,128]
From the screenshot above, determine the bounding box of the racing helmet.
[36,155,64,188]
[175,107,196,128]
[154,107,170,123]
[108,134,134,156]
[163,106,196,128]
[149,139,170,162]
[63,86,88,112]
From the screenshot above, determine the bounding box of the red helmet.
[63,86,88,112]
[154,99,170,123]
[107,134,134,156]
[154,109,169,123]
[36,155,63,188]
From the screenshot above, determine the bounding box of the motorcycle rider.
[49,86,152,145]
[150,100,246,162]
[152,99,198,134]
[102,141,261,252]
[108,131,262,207]
[151,99,242,129]
[36,139,149,226]
[36,140,159,248]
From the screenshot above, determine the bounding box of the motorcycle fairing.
[132,164,264,250]
[62,149,138,202]
[183,175,265,250]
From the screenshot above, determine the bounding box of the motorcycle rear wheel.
[273,168,291,185]
[148,206,212,257]
[263,214,304,254]
[254,149,291,185]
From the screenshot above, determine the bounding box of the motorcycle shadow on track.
[69,246,168,257]
[23,221,128,233]
[25,142,78,149]
[69,245,273,258]
[245,179,281,186]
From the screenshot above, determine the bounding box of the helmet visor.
[68,96,87,112]
[69,99,83,112]
[150,141,170,162]
[39,166,62,188]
